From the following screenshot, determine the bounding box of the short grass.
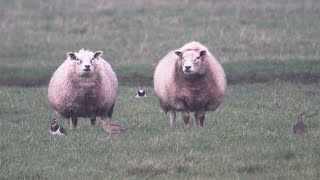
[1,82,320,179]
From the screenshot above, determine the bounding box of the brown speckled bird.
[100,120,127,135]
[293,113,308,134]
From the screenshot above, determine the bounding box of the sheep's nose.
[85,65,90,68]
[185,66,191,70]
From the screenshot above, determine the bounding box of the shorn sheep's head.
[67,49,103,77]
[175,50,206,75]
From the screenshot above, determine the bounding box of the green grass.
[0,0,320,84]
[1,83,320,179]
[1,0,320,179]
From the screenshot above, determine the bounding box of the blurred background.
[1,0,320,86]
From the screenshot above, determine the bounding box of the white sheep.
[153,41,227,128]
[48,49,118,128]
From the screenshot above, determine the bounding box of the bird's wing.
[59,127,67,134]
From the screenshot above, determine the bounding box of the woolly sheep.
[48,49,118,128]
[153,41,227,128]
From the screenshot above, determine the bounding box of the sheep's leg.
[108,103,115,118]
[169,110,176,129]
[182,111,190,128]
[195,111,206,128]
[90,117,96,126]
[69,117,78,129]
[194,112,200,128]
[199,112,206,128]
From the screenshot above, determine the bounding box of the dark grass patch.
[1,71,320,87]
[0,76,51,87]
[126,166,168,177]
[1,60,320,87]
[227,72,320,85]
[236,164,265,174]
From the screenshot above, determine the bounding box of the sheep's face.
[175,50,206,75]
[67,49,103,77]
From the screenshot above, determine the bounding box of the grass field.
[0,0,320,85]
[1,0,320,179]
[1,84,320,179]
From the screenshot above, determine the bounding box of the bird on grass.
[100,120,127,135]
[50,118,67,136]
[293,112,308,134]
[135,84,147,98]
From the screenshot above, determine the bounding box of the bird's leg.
[195,111,206,128]
[90,116,96,126]
[182,111,190,128]
[69,117,77,129]
[169,110,176,129]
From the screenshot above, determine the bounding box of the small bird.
[293,112,308,134]
[100,120,127,135]
[50,118,67,136]
[135,84,147,98]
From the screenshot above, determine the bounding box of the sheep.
[153,41,227,128]
[48,49,118,128]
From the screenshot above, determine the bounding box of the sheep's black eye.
[76,59,81,64]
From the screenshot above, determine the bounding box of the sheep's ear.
[175,51,183,58]
[199,50,206,57]
[94,51,103,59]
[67,52,77,61]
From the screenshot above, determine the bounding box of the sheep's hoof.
[184,124,191,129]
[69,123,76,129]
[195,124,204,129]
